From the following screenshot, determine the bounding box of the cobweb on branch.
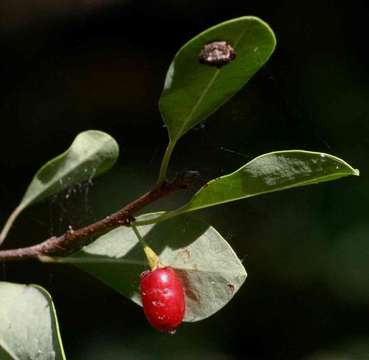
[48,175,95,238]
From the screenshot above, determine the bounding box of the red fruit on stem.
[140,266,185,333]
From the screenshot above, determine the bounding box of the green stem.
[133,209,182,227]
[131,224,148,247]
[131,224,160,270]
[157,141,176,184]
[0,205,24,247]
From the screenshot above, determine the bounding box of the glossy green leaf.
[149,150,359,223]
[160,16,276,143]
[54,213,247,322]
[0,282,65,360]
[0,130,119,244]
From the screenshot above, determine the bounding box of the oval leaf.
[152,150,359,221]
[21,130,119,208]
[0,130,119,244]
[55,214,247,322]
[0,282,65,360]
[160,16,276,143]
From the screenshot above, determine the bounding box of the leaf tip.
[248,15,277,48]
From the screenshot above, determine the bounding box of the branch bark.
[0,173,196,262]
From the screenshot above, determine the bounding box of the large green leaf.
[160,16,276,143]
[53,213,247,322]
[0,130,119,244]
[0,282,65,360]
[144,150,359,223]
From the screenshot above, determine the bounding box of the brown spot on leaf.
[176,248,191,262]
[199,41,236,68]
[227,283,235,294]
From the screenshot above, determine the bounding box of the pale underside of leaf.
[0,130,119,245]
[0,282,65,360]
[57,213,247,322]
[20,130,119,209]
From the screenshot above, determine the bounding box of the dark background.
[1,1,369,359]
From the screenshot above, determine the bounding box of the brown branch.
[0,173,197,262]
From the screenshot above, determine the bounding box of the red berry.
[140,266,185,333]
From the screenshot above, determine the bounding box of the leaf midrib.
[68,256,246,278]
[172,25,249,141]
[180,170,356,213]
